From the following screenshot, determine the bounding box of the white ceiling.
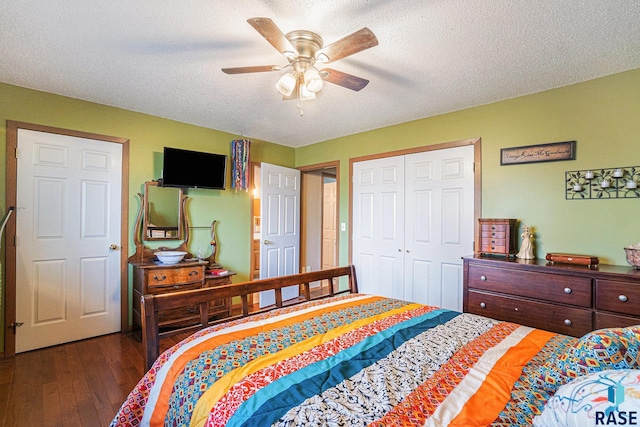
[2,1,640,148]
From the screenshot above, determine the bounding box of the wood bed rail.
[141,265,358,370]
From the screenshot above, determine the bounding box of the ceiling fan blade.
[321,68,370,91]
[316,27,378,63]
[247,18,298,57]
[222,65,278,74]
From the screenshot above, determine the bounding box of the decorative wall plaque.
[501,141,576,165]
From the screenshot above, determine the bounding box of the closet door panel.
[404,146,474,310]
[353,156,404,298]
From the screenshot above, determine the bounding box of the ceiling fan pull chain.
[297,102,304,116]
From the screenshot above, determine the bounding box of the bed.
[112,265,640,427]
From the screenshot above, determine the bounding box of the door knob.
[109,244,119,251]
[263,240,271,245]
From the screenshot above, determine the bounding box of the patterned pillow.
[536,326,640,394]
[533,369,640,427]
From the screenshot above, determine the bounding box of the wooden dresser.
[463,255,640,337]
[477,218,517,257]
[131,260,235,334]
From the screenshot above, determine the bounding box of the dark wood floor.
[0,331,186,427]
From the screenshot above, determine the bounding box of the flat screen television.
[161,147,227,189]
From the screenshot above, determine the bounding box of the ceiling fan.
[222,18,379,101]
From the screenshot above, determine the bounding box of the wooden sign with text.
[501,141,576,165]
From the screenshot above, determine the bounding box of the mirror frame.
[129,181,192,264]
[142,181,184,241]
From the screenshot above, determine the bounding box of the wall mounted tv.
[161,147,227,190]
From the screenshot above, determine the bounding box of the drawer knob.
[189,270,199,276]
[564,319,572,326]
[153,274,167,281]
[491,232,496,236]
[618,295,628,302]
[563,287,572,294]
[480,275,487,281]
[479,302,486,308]
[174,284,180,289]
[514,307,519,312]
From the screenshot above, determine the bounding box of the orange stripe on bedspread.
[149,295,384,426]
[447,329,555,426]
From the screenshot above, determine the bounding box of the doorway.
[250,161,339,281]
[300,168,338,274]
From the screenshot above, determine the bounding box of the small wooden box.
[546,253,599,267]
[477,218,518,257]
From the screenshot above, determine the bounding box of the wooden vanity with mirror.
[129,181,234,336]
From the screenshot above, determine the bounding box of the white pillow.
[533,369,640,427]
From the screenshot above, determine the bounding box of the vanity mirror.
[129,180,192,263]
[143,181,183,240]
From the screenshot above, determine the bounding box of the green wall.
[1,68,639,351]
[296,68,640,268]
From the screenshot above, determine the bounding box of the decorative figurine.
[208,219,223,269]
[516,224,535,259]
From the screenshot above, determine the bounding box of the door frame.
[299,161,340,273]
[3,120,130,358]
[348,137,482,263]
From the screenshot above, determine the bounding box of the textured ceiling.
[1,0,640,148]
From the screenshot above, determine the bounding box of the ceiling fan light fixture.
[276,72,296,96]
[298,80,316,101]
[304,68,323,93]
[315,52,329,63]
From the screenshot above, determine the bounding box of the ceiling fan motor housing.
[285,30,323,59]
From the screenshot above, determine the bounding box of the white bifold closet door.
[352,145,474,311]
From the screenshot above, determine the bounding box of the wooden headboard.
[141,265,358,370]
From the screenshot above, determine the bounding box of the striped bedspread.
[112,294,575,427]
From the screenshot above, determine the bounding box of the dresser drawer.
[481,223,507,233]
[481,230,506,239]
[595,279,640,317]
[480,242,507,253]
[594,312,640,330]
[467,264,592,307]
[467,290,592,337]
[147,281,202,295]
[146,265,205,289]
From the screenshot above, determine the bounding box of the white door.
[322,178,337,270]
[352,145,474,311]
[15,129,122,353]
[404,146,474,311]
[352,156,406,300]
[259,163,301,307]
